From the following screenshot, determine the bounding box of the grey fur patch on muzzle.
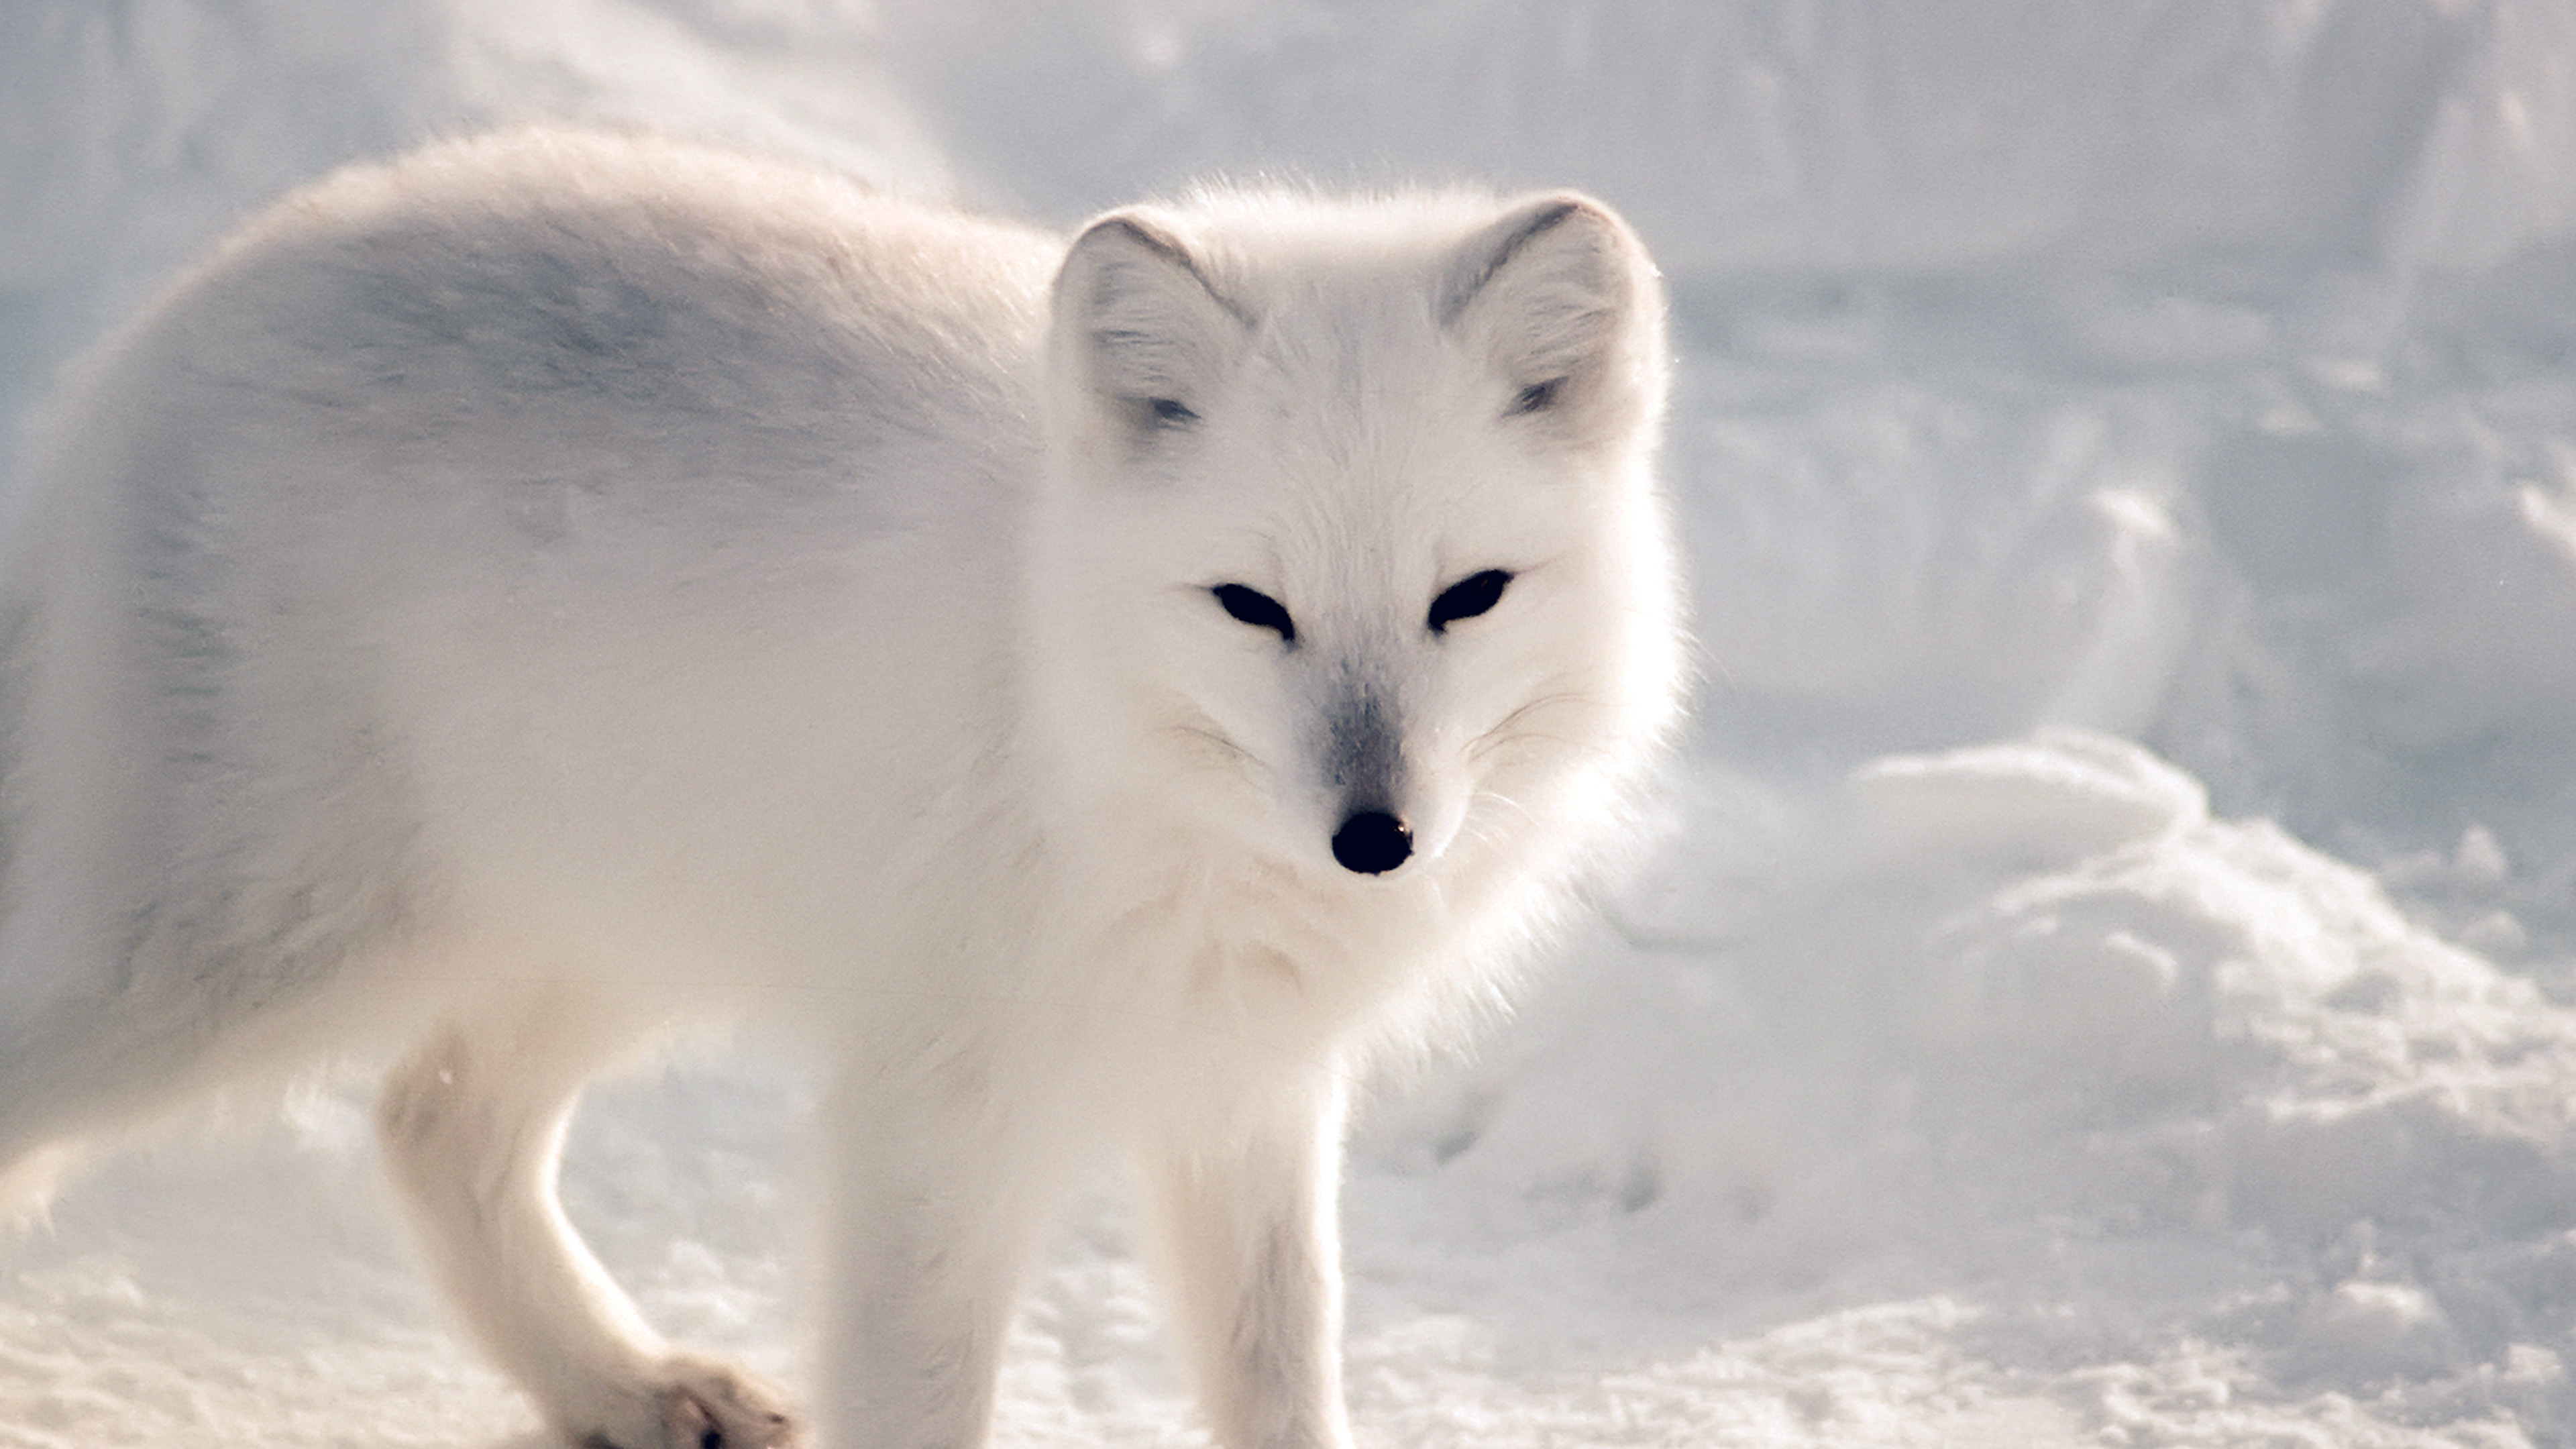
[1324,688,1411,874]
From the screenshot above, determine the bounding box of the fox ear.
[1051,211,1250,447]
[1440,193,1662,440]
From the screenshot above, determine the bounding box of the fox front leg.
[812,1061,1065,1449]
[378,1017,798,1449]
[1139,1074,1358,1449]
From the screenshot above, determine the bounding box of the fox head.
[1028,188,1684,900]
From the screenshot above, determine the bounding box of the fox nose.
[1331,809,1413,875]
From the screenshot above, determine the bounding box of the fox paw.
[575,1355,801,1449]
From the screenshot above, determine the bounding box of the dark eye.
[1428,569,1513,633]
[1212,583,1295,643]
[1144,396,1199,427]
[1507,378,1566,416]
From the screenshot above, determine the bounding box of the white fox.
[0,129,1685,1449]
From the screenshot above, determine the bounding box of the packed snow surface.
[13,1,2576,1444]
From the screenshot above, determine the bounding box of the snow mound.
[1853,728,2208,867]
[1357,732,2576,1440]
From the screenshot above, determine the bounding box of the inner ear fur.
[1052,210,1249,426]
[1440,193,1656,424]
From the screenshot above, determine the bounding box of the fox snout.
[1321,685,1424,876]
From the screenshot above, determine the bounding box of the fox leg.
[377,1006,797,1449]
[1138,1073,1357,1449]
[811,1055,1068,1449]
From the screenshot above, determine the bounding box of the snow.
[12,1,2576,1444]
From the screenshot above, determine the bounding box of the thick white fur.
[0,129,1684,1449]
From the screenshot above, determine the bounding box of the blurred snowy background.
[13,1,2576,1444]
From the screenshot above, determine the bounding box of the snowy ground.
[13,2,2576,1445]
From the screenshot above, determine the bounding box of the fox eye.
[1428,569,1513,633]
[1212,583,1296,643]
[1144,396,1199,428]
[1507,377,1566,416]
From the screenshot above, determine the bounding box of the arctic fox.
[0,129,1684,1449]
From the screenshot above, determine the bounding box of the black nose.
[1331,810,1413,875]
